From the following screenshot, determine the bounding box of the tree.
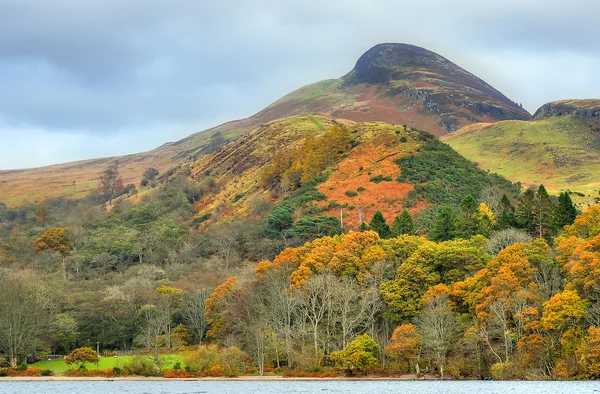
[34,202,48,223]
[456,195,479,238]
[33,227,70,254]
[100,162,124,204]
[391,209,416,237]
[416,289,458,379]
[33,227,71,279]
[369,211,391,239]
[554,192,577,230]
[143,167,159,181]
[533,185,555,239]
[385,324,420,373]
[497,194,516,229]
[330,334,380,375]
[486,228,533,256]
[181,289,210,344]
[265,202,294,239]
[515,188,535,233]
[64,347,99,370]
[430,206,456,242]
[0,275,51,367]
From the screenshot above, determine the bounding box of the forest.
[0,132,599,380]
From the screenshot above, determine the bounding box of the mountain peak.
[347,43,456,85]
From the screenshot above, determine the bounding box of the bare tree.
[293,274,336,366]
[416,294,458,379]
[181,289,210,344]
[136,304,169,373]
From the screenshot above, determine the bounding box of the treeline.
[204,206,600,379]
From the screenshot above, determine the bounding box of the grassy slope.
[443,115,600,205]
[189,114,514,229]
[32,354,184,374]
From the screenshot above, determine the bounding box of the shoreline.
[0,375,447,382]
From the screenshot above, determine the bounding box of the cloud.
[0,0,598,169]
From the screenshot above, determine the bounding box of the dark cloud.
[0,0,598,169]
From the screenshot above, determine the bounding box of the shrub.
[330,334,380,375]
[490,362,523,380]
[184,344,219,374]
[40,369,53,376]
[344,190,358,197]
[370,175,393,183]
[400,136,408,143]
[357,187,366,192]
[123,355,157,376]
[17,362,28,371]
[0,369,7,377]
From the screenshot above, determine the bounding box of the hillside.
[443,99,600,205]
[0,43,529,206]
[185,115,516,230]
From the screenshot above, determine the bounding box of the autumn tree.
[385,324,420,373]
[34,227,71,278]
[64,347,99,370]
[100,162,124,204]
[330,334,380,375]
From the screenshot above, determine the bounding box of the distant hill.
[443,99,600,205]
[186,115,515,229]
[0,43,530,206]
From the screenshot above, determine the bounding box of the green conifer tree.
[456,195,479,238]
[430,206,456,242]
[554,191,577,230]
[369,211,391,239]
[391,209,416,237]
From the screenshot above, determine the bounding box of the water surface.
[0,380,598,394]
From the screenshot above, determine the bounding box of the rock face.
[534,99,600,121]
[341,43,531,131]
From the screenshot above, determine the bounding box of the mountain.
[442,99,600,205]
[0,43,529,206]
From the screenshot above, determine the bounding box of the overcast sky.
[0,0,599,170]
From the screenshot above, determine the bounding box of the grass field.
[32,354,185,374]
[442,115,600,206]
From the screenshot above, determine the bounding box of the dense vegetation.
[0,122,597,380]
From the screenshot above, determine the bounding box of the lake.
[0,380,598,394]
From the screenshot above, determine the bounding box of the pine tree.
[358,221,371,232]
[430,206,456,242]
[515,188,536,233]
[533,184,554,239]
[456,195,479,238]
[369,211,391,239]
[391,209,416,237]
[554,191,577,230]
[497,194,516,229]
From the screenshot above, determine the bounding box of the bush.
[17,362,28,371]
[123,355,157,376]
[370,175,393,183]
[184,344,219,374]
[357,187,366,192]
[0,369,7,377]
[345,190,358,197]
[490,362,523,380]
[40,369,53,376]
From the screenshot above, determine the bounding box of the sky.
[0,0,599,170]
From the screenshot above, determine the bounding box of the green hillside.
[443,108,600,206]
